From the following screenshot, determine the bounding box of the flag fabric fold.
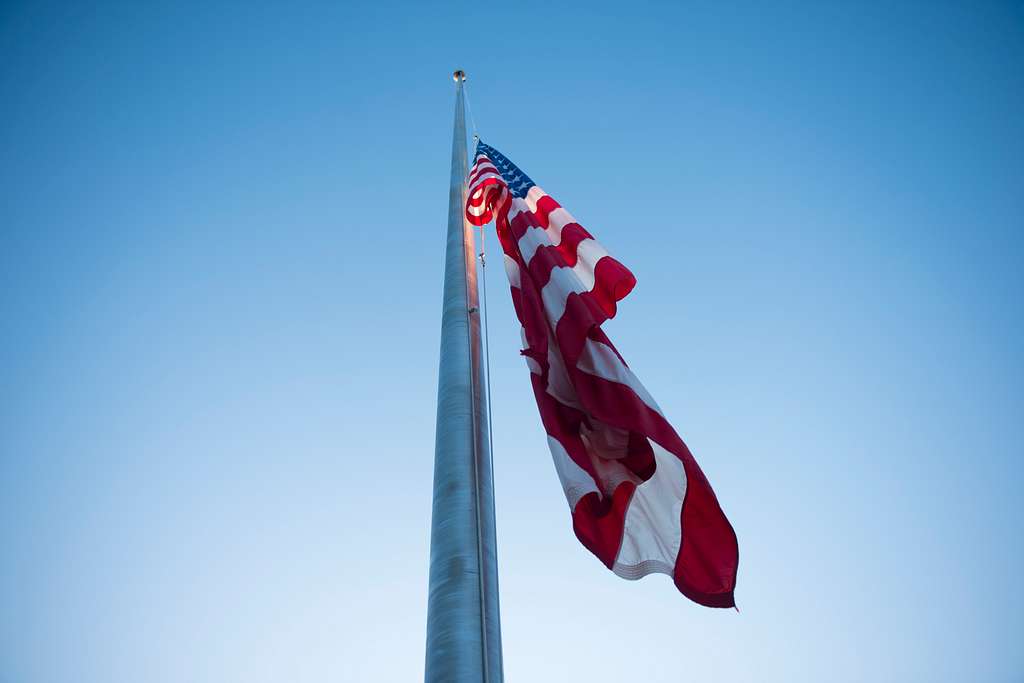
[466,141,739,608]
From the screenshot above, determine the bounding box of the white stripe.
[547,436,598,509]
[508,187,547,220]
[612,439,686,580]
[570,239,608,291]
[503,254,521,288]
[517,220,550,266]
[544,207,576,246]
[523,185,546,212]
[540,264,588,325]
[536,241,611,326]
[576,338,663,416]
[546,334,582,410]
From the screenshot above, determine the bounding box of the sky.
[1,1,1022,681]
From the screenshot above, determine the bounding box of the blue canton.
[475,141,536,199]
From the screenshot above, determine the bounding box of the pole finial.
[453,69,466,82]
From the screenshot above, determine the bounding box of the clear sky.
[2,1,1022,681]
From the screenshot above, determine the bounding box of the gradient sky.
[2,2,1022,681]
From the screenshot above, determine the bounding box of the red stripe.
[572,486,635,569]
[533,194,562,228]
[551,224,593,267]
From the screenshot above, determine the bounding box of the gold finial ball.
[453,70,466,82]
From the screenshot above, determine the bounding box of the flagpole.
[425,70,504,683]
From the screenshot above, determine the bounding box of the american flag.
[466,141,739,608]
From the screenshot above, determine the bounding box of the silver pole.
[425,70,504,683]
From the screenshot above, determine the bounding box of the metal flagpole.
[425,70,504,683]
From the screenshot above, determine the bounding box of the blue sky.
[1,1,1022,681]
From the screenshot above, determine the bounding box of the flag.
[466,141,739,608]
